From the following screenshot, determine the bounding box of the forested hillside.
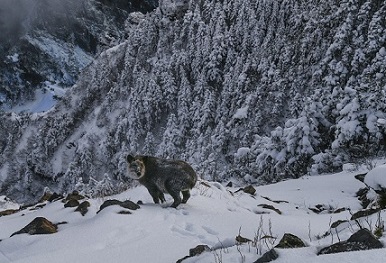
[0,0,157,108]
[1,0,386,203]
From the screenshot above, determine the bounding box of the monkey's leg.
[158,192,166,203]
[165,181,182,208]
[146,184,160,204]
[181,190,190,203]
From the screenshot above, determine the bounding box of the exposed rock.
[29,204,46,210]
[120,200,141,210]
[39,192,63,203]
[253,248,279,263]
[331,220,348,229]
[318,229,383,255]
[243,185,256,195]
[258,204,282,215]
[356,187,371,208]
[75,201,91,216]
[236,234,252,244]
[64,199,80,208]
[350,208,381,220]
[11,217,57,236]
[0,209,19,217]
[275,233,306,249]
[235,185,257,195]
[118,210,132,215]
[97,199,140,213]
[189,244,210,257]
[333,207,347,213]
[176,244,210,263]
[65,191,85,202]
[354,173,367,183]
[261,196,289,204]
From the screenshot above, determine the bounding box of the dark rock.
[39,192,63,203]
[226,181,233,187]
[378,193,386,209]
[118,210,132,215]
[64,199,80,208]
[120,200,141,210]
[276,233,306,249]
[99,199,122,211]
[356,187,371,208]
[243,185,256,195]
[258,204,282,214]
[0,209,19,217]
[254,248,279,263]
[331,220,348,229]
[351,208,381,220]
[354,173,367,183]
[98,199,140,213]
[309,204,332,214]
[347,228,383,247]
[333,207,347,213]
[176,244,210,263]
[48,193,64,202]
[318,229,383,255]
[235,185,256,195]
[189,245,211,257]
[65,191,85,202]
[11,217,57,236]
[75,201,90,216]
[236,235,252,244]
[261,196,289,204]
[29,204,46,210]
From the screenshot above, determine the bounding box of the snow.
[6,82,66,113]
[233,106,249,119]
[364,164,386,191]
[6,53,19,63]
[235,147,250,158]
[1,169,385,263]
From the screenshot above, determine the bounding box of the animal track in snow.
[170,222,219,245]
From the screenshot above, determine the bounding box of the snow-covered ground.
[1,168,386,263]
[4,82,66,113]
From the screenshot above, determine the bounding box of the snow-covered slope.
[1,169,385,263]
[0,0,157,109]
[1,0,386,208]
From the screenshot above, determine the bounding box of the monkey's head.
[126,155,146,180]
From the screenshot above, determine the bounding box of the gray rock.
[11,217,57,236]
[318,229,383,255]
[254,249,279,263]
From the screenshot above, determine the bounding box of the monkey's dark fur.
[126,155,197,208]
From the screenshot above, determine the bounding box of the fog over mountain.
[0,0,157,107]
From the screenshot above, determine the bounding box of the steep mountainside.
[1,0,386,203]
[0,0,157,108]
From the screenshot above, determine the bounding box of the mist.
[0,0,85,43]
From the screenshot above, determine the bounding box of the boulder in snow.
[11,217,57,236]
[275,233,306,249]
[318,229,383,255]
[253,248,279,263]
[75,201,91,216]
[97,199,140,214]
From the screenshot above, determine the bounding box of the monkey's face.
[126,155,145,179]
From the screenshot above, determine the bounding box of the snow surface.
[365,164,386,192]
[1,170,386,263]
[6,82,66,113]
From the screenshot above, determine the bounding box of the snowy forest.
[1,0,386,203]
